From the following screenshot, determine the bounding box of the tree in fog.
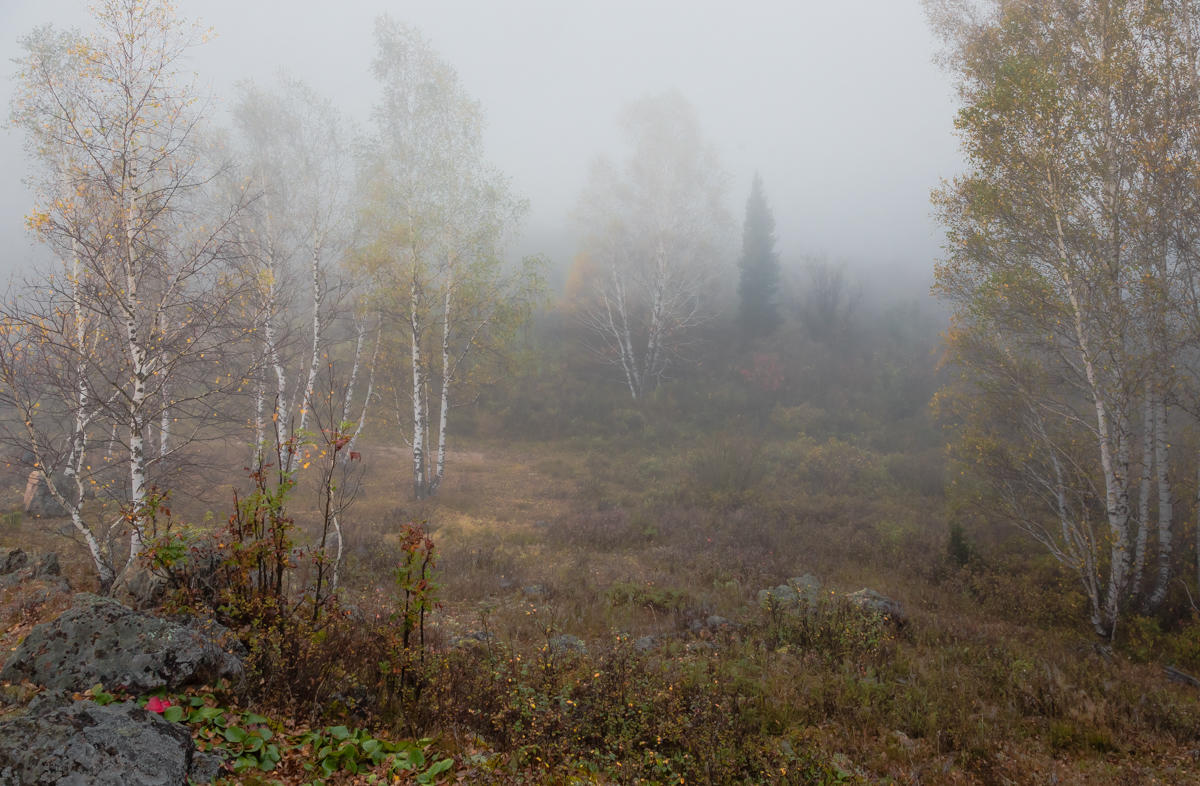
[4,0,251,588]
[930,0,1200,637]
[737,173,782,338]
[354,19,540,499]
[575,91,732,400]
[231,77,377,465]
[799,258,859,343]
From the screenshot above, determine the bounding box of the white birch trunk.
[157,310,169,458]
[262,218,289,445]
[297,235,324,435]
[344,321,381,459]
[123,189,148,570]
[330,514,343,593]
[604,269,641,400]
[61,240,114,589]
[1147,394,1173,609]
[410,275,427,498]
[431,283,452,496]
[253,362,266,465]
[343,318,367,422]
[643,239,668,389]
[1132,389,1153,598]
[1056,206,1129,638]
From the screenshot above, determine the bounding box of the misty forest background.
[3,1,1200,784]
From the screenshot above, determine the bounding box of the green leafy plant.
[298,725,452,781]
[154,694,281,773]
[136,693,458,781]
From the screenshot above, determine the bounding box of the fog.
[0,0,962,292]
[9,5,1195,778]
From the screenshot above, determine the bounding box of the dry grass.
[4,427,1200,783]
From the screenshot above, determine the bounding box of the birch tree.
[575,91,732,400]
[7,0,251,585]
[353,18,539,499]
[929,0,1200,637]
[231,77,361,463]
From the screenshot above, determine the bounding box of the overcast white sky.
[0,0,964,293]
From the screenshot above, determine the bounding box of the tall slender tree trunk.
[345,320,380,459]
[158,310,170,458]
[297,236,324,435]
[1133,388,1154,598]
[124,189,148,570]
[1195,462,1200,601]
[1147,394,1173,609]
[605,271,641,400]
[1055,184,1130,638]
[643,241,667,392]
[431,282,452,497]
[253,360,266,465]
[343,318,366,421]
[63,240,114,589]
[410,274,427,499]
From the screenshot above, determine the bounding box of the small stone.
[705,615,734,630]
[548,634,586,655]
[33,553,60,578]
[757,584,800,611]
[846,588,906,626]
[787,574,822,604]
[123,568,168,609]
[189,751,224,784]
[0,549,27,576]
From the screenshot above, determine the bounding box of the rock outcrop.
[756,575,906,626]
[0,593,244,692]
[0,696,199,785]
[846,588,907,626]
[22,471,68,518]
[0,548,69,595]
[757,573,824,610]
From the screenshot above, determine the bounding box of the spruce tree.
[737,173,781,337]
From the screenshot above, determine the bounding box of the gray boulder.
[787,574,823,604]
[846,588,906,626]
[547,634,587,656]
[757,574,824,612]
[22,471,68,518]
[33,552,60,578]
[688,615,739,636]
[450,630,496,649]
[0,549,27,575]
[0,549,70,593]
[122,567,169,609]
[0,593,244,692]
[634,635,658,652]
[521,584,548,599]
[0,698,197,785]
[757,584,798,610]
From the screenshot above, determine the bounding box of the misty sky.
[0,0,964,294]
